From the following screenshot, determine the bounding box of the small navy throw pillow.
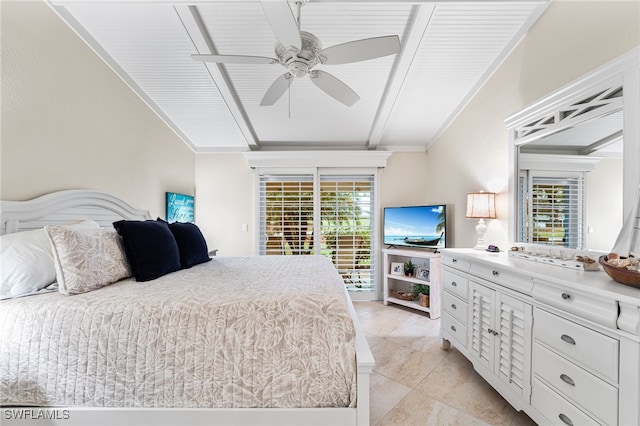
[113,220,181,282]
[166,221,211,269]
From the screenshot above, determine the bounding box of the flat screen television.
[383,205,446,249]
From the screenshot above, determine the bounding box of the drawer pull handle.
[452,258,458,263]
[451,325,457,332]
[451,281,458,287]
[558,413,574,426]
[560,374,575,386]
[492,270,499,276]
[561,334,576,345]
[561,292,571,300]
[451,303,457,310]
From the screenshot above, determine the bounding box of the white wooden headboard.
[0,190,152,234]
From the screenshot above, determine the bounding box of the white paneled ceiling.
[48,0,549,152]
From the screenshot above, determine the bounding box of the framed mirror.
[517,109,623,251]
[507,48,640,253]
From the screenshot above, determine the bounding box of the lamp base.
[473,219,487,250]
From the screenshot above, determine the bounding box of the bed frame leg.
[356,368,372,426]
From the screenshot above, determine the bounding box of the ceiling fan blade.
[260,73,292,106]
[309,70,360,107]
[191,54,277,65]
[260,0,301,50]
[320,35,401,65]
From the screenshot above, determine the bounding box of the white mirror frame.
[506,48,640,248]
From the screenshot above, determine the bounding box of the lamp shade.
[466,192,497,219]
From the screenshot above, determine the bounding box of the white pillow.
[0,220,100,299]
[45,226,131,295]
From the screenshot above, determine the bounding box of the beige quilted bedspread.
[0,255,356,408]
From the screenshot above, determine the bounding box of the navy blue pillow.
[113,220,181,282]
[166,221,211,269]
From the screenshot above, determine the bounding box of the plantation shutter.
[520,171,585,248]
[517,173,528,243]
[320,175,375,292]
[257,171,377,295]
[258,174,314,255]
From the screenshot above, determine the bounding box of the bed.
[0,190,374,426]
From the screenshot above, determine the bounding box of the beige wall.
[379,152,428,208]
[194,152,428,255]
[195,154,255,256]
[586,158,624,251]
[426,1,640,249]
[1,1,195,218]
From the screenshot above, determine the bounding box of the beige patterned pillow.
[45,226,131,295]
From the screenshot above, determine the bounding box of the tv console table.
[382,248,441,318]
[440,248,640,426]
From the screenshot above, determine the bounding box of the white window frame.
[518,169,586,249]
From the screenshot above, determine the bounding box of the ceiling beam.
[174,5,259,150]
[367,4,435,149]
[579,130,623,156]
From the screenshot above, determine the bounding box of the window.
[518,171,585,248]
[259,174,314,256]
[258,171,377,295]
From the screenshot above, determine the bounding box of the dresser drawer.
[443,290,467,324]
[534,343,618,425]
[442,269,469,300]
[469,262,533,295]
[531,378,600,426]
[535,308,619,383]
[532,279,618,328]
[442,312,467,349]
[441,255,471,272]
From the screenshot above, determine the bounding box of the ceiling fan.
[191,0,401,107]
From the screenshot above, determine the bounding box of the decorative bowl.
[599,256,640,288]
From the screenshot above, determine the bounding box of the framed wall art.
[166,192,194,223]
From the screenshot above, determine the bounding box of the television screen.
[383,205,446,248]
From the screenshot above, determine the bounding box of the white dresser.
[440,249,640,426]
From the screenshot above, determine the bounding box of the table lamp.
[466,191,496,250]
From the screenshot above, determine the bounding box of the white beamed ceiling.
[48,0,549,152]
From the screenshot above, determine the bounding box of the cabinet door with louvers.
[495,292,533,399]
[469,282,495,372]
[470,281,533,400]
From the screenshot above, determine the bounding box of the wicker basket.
[390,290,416,301]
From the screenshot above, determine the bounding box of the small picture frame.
[390,262,404,275]
[416,267,430,281]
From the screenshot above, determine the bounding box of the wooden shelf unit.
[382,248,441,318]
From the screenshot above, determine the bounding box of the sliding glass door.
[258,170,377,298]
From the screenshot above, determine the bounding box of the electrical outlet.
[242,224,248,232]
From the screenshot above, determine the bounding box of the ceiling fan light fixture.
[275,31,322,76]
[288,60,308,77]
[192,1,401,107]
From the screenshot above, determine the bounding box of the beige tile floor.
[354,301,537,426]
